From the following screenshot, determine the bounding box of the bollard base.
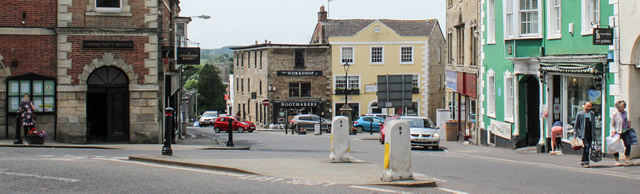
[381,170,414,182]
[161,146,173,156]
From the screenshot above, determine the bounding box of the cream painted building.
[311,6,446,120]
[612,0,640,158]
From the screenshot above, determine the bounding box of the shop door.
[521,76,540,147]
[87,67,129,142]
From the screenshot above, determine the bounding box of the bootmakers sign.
[177,47,200,64]
[277,101,319,107]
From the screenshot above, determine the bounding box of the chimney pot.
[318,6,328,22]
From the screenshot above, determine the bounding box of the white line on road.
[0,170,80,183]
[348,185,403,193]
[94,158,336,187]
[437,187,469,194]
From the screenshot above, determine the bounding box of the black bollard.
[370,120,373,135]
[227,118,234,146]
[162,107,174,156]
[14,113,22,144]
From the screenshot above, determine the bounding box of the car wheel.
[214,127,220,133]
[238,127,244,133]
[356,126,364,133]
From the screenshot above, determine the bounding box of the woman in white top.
[610,100,632,165]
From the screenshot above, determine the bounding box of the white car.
[198,111,219,127]
[398,116,440,150]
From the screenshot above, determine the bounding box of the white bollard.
[329,116,351,162]
[314,123,321,135]
[381,120,413,182]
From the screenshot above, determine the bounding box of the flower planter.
[27,135,44,144]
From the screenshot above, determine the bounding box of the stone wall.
[55,91,86,143]
[130,90,160,143]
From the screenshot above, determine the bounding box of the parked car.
[379,116,440,149]
[288,114,331,133]
[213,116,256,133]
[353,116,384,133]
[379,116,398,144]
[361,113,391,120]
[199,111,219,127]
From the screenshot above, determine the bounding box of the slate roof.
[323,19,437,38]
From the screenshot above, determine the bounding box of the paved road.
[184,126,640,193]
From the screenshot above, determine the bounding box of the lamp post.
[340,62,354,134]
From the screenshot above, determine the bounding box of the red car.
[213,116,256,133]
[379,116,398,144]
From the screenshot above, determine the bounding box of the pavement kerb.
[0,144,117,149]
[199,146,251,150]
[370,180,437,187]
[128,155,260,175]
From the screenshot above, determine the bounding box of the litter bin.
[445,120,458,142]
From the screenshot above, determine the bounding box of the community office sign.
[177,47,200,64]
[277,71,323,76]
[83,40,133,49]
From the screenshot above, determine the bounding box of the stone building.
[0,0,179,143]
[232,44,331,127]
[445,0,480,142]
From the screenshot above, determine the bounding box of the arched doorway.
[86,66,129,142]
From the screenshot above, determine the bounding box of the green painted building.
[481,0,614,151]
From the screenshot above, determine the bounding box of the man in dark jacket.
[573,102,597,167]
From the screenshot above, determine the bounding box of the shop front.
[445,70,477,142]
[540,62,606,153]
[273,101,326,124]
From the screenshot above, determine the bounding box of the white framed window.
[504,0,543,39]
[96,0,122,11]
[370,46,384,64]
[400,46,414,64]
[504,71,514,122]
[487,0,496,44]
[547,0,562,39]
[335,75,360,90]
[581,0,599,35]
[412,74,419,88]
[487,70,496,118]
[340,46,354,65]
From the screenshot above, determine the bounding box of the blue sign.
[446,71,457,91]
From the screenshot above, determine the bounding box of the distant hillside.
[200,46,236,65]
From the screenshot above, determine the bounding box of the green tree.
[197,64,225,114]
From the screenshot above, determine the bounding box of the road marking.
[348,185,403,193]
[0,170,80,183]
[448,151,640,180]
[437,187,469,194]
[94,158,336,187]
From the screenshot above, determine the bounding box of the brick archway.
[78,53,138,85]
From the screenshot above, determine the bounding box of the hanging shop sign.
[593,28,613,45]
[83,40,133,49]
[177,47,201,64]
[276,71,323,76]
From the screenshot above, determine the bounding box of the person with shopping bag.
[573,102,597,168]
[610,100,633,166]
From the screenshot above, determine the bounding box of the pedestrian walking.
[550,121,563,155]
[19,93,36,144]
[610,100,632,166]
[573,102,597,168]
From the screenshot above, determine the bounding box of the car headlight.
[433,133,439,138]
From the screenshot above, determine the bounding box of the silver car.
[398,116,440,149]
[288,114,332,133]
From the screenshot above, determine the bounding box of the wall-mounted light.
[21,11,26,25]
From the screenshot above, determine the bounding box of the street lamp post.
[340,62,354,135]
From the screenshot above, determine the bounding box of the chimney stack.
[318,5,327,22]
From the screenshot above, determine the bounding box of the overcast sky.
[179,0,446,49]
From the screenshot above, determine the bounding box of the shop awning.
[539,63,600,74]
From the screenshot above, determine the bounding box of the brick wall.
[0,1,57,27]
[67,35,149,85]
[0,35,57,77]
[68,0,147,28]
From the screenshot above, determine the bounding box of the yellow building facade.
[311,9,446,120]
